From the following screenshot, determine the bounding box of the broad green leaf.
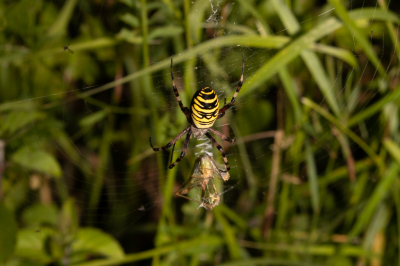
[59,198,78,235]
[3,178,29,212]
[21,204,58,228]
[72,228,125,260]
[0,205,17,264]
[11,147,62,178]
[0,112,45,137]
[14,228,54,263]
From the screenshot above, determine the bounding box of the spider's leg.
[217,98,228,119]
[169,130,191,169]
[209,128,235,143]
[169,143,176,165]
[150,126,191,151]
[171,58,191,119]
[205,132,230,171]
[218,54,244,118]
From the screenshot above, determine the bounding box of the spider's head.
[190,87,219,129]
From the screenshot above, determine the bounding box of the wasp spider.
[150,54,244,171]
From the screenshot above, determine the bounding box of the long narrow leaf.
[302,98,383,173]
[383,139,400,164]
[76,35,290,99]
[213,208,242,260]
[240,17,342,97]
[329,0,385,76]
[48,0,78,36]
[72,236,223,266]
[349,163,398,237]
[305,141,320,213]
[301,49,341,116]
[349,8,400,24]
[347,85,400,127]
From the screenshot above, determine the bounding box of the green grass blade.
[189,0,210,43]
[160,0,181,19]
[302,98,383,173]
[48,0,78,36]
[270,0,300,35]
[270,0,342,116]
[219,258,318,266]
[213,208,242,260]
[305,141,320,213]
[301,49,341,116]
[219,204,247,230]
[236,0,270,34]
[383,139,400,164]
[240,17,342,98]
[349,7,400,23]
[278,68,302,124]
[295,159,372,196]
[377,0,400,72]
[237,240,377,257]
[311,43,358,69]
[72,236,223,266]
[347,85,400,127]
[0,38,120,64]
[391,181,400,266]
[349,163,398,237]
[74,35,290,99]
[328,0,385,77]
[362,204,389,251]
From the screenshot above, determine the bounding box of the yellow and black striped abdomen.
[190,87,219,129]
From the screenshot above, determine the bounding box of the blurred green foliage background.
[1,0,400,265]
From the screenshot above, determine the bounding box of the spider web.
[0,0,399,264]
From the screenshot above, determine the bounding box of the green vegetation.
[1,0,400,265]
